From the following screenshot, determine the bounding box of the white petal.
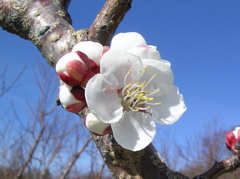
[129,45,161,60]
[59,84,79,108]
[111,111,156,151]
[111,32,147,50]
[140,59,174,87]
[56,52,82,72]
[150,84,186,125]
[85,113,110,135]
[72,41,103,65]
[100,49,144,88]
[233,127,240,138]
[85,74,123,123]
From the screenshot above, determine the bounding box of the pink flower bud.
[56,41,105,87]
[84,113,112,136]
[225,127,240,152]
[59,84,86,113]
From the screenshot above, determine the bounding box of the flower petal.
[72,41,103,65]
[129,45,161,60]
[111,111,156,151]
[59,84,81,107]
[100,49,144,88]
[226,131,236,150]
[140,59,174,86]
[85,113,112,136]
[59,84,86,113]
[111,32,147,51]
[85,74,123,123]
[56,52,83,73]
[233,127,240,139]
[150,84,186,125]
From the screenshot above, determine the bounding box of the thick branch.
[89,0,132,45]
[94,133,188,179]
[0,0,88,67]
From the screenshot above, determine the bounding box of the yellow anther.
[147,106,151,109]
[148,97,154,101]
[156,89,160,92]
[141,96,149,100]
[128,70,132,73]
[158,102,162,105]
[135,109,139,112]
[127,83,132,87]
[139,70,142,73]
[154,74,157,76]
[144,91,149,94]
[144,68,148,70]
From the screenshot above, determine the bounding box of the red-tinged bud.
[225,127,240,153]
[75,51,100,74]
[89,60,100,74]
[72,41,104,66]
[66,102,86,113]
[66,60,90,83]
[56,42,105,87]
[84,113,112,136]
[70,86,85,101]
[59,84,86,113]
[226,131,236,150]
[58,72,82,86]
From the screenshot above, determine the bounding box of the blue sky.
[1,0,240,148]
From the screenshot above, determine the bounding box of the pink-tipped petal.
[66,60,89,84]
[66,102,86,113]
[89,60,100,74]
[237,129,240,140]
[58,72,81,86]
[226,131,236,150]
[72,41,103,66]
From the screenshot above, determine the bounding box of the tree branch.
[193,155,240,179]
[89,0,132,45]
[0,0,87,67]
[59,135,93,179]
[93,133,188,179]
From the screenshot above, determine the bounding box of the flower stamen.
[121,69,162,112]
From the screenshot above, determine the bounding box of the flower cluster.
[226,127,240,155]
[56,32,186,151]
[85,32,186,151]
[56,41,108,113]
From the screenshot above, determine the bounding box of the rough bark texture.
[1,0,240,178]
[94,133,188,178]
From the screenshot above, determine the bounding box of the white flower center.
[121,68,161,112]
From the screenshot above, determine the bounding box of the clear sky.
[1,0,240,149]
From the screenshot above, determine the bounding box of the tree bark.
[1,0,239,178]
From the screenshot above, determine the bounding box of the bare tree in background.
[1,0,240,178]
[178,118,240,178]
[0,63,110,179]
[0,65,26,97]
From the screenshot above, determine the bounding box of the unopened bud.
[84,113,112,136]
[59,84,86,113]
[226,127,240,153]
